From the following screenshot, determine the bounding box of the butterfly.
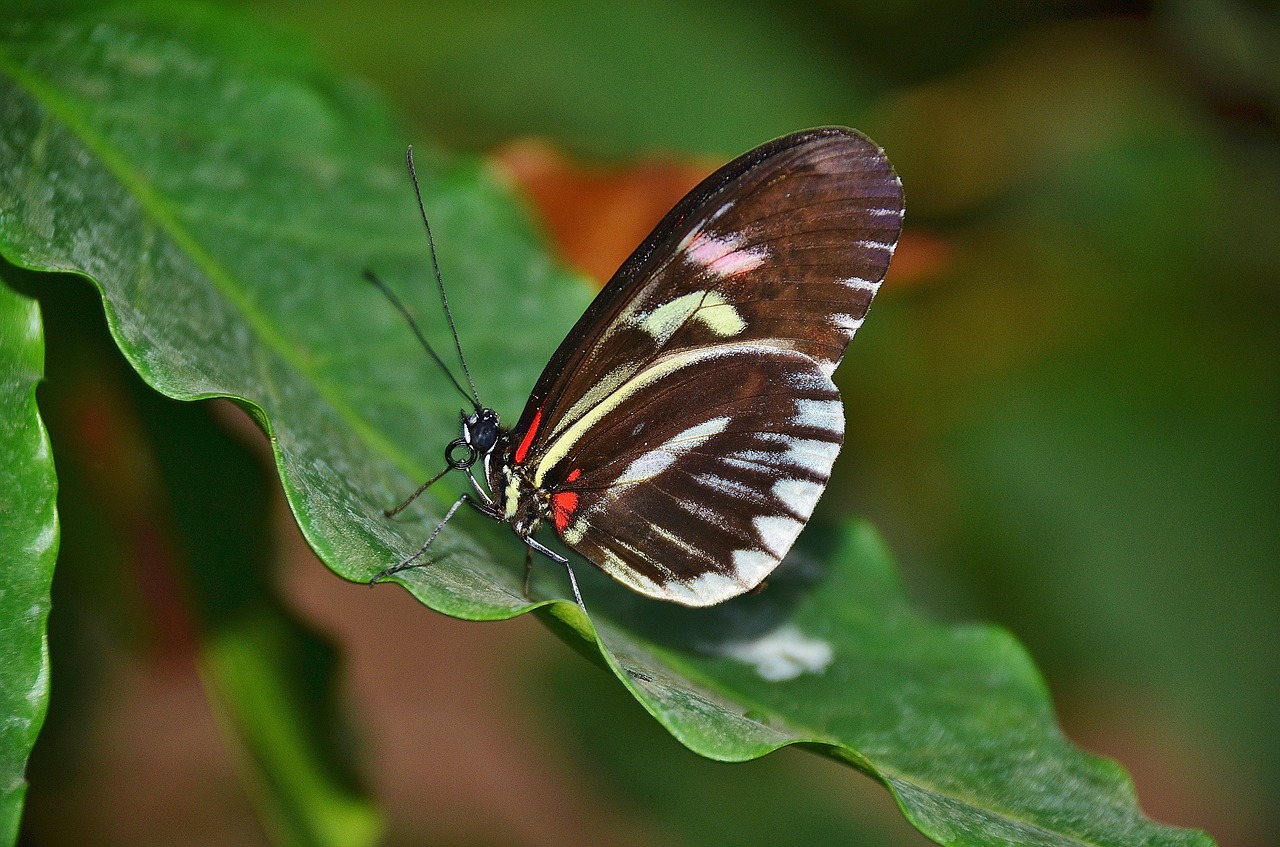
[369,127,903,608]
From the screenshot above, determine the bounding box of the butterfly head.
[461,408,502,455]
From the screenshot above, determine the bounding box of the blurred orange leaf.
[496,136,948,291]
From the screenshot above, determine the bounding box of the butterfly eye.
[463,408,501,454]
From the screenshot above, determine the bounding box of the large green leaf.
[7,269,380,847]
[533,650,935,846]
[0,4,1214,845]
[0,279,57,846]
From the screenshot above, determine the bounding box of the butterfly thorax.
[496,462,550,536]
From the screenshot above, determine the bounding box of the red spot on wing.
[514,406,543,465]
[551,491,580,533]
[566,467,582,482]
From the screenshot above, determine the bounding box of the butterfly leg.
[522,547,534,599]
[371,493,497,584]
[521,536,586,613]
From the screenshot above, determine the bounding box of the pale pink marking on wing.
[684,230,768,278]
[707,246,767,277]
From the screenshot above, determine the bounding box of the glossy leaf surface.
[0,5,1213,845]
[0,280,57,846]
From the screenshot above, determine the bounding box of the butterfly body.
[384,127,903,608]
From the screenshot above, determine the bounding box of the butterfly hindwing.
[545,348,844,605]
[504,127,903,605]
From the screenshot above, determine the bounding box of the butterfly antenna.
[363,268,475,407]
[406,146,483,411]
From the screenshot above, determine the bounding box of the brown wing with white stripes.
[509,127,902,456]
[506,127,902,605]
[550,346,844,605]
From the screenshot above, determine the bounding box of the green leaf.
[534,611,937,846]
[9,269,380,847]
[0,278,57,846]
[0,4,1215,845]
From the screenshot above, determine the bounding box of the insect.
[369,127,903,607]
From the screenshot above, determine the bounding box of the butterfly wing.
[508,127,903,605]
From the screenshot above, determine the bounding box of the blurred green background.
[17,0,1277,845]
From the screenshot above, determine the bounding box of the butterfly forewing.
[503,127,902,606]
[516,128,901,443]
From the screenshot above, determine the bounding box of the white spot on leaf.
[717,624,834,682]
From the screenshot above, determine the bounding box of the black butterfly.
[369,127,903,607]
